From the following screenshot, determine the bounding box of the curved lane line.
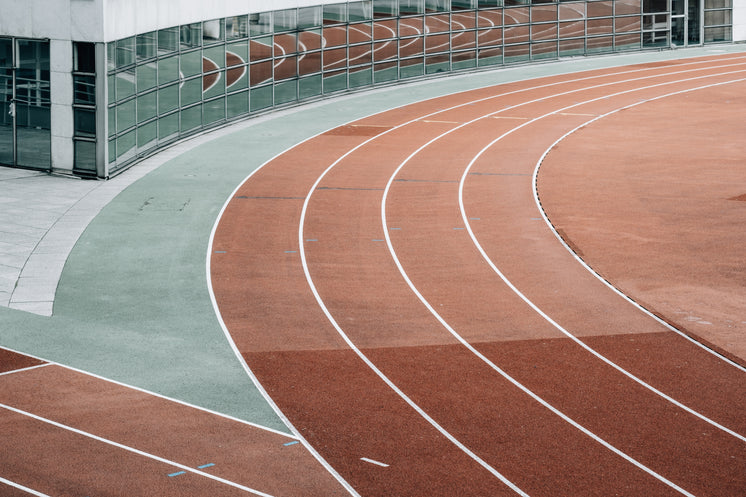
[532,79,746,376]
[379,75,744,497]
[457,69,746,443]
[0,477,51,497]
[0,402,276,497]
[297,120,531,497]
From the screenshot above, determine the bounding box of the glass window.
[204,45,226,68]
[158,83,179,115]
[298,7,322,29]
[250,12,273,36]
[158,112,179,143]
[137,61,157,92]
[204,70,226,99]
[181,23,202,48]
[137,91,157,123]
[452,50,477,69]
[74,42,96,73]
[299,74,323,99]
[374,0,397,17]
[349,2,373,21]
[250,36,273,61]
[203,19,225,44]
[158,55,179,85]
[204,96,226,125]
[275,79,297,104]
[116,37,136,68]
[426,0,450,12]
[250,60,273,86]
[108,105,116,137]
[107,42,116,72]
[250,85,273,111]
[181,50,203,77]
[374,61,398,82]
[323,69,348,92]
[136,32,157,61]
[181,77,202,106]
[137,120,157,152]
[425,53,450,73]
[181,104,202,133]
[158,27,179,54]
[227,15,249,39]
[400,58,424,78]
[324,4,348,24]
[226,90,249,118]
[275,9,298,32]
[74,75,96,105]
[116,128,136,161]
[453,0,479,9]
[401,0,425,15]
[115,68,135,101]
[349,66,373,87]
[116,98,136,131]
[74,108,96,137]
[74,140,97,173]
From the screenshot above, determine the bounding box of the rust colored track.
[0,349,348,496]
[212,54,746,496]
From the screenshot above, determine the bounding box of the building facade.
[1,0,743,179]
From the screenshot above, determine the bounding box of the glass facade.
[105,0,734,173]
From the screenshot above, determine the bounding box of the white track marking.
[0,362,51,377]
[457,72,746,442]
[379,75,746,497]
[206,54,746,496]
[0,402,275,497]
[298,119,531,497]
[531,80,746,372]
[360,457,389,467]
[0,477,51,497]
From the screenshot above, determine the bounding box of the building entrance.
[0,38,51,172]
[672,0,702,46]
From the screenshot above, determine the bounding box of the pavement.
[0,45,744,431]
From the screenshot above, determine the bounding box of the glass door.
[0,38,51,171]
[671,0,702,46]
[0,38,13,166]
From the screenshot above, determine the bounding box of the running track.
[1,54,744,496]
[211,53,746,496]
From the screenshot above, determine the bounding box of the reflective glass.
[324,4,348,24]
[158,55,179,85]
[227,90,249,118]
[181,50,203,77]
[74,107,96,137]
[299,74,323,99]
[204,45,226,68]
[452,50,477,69]
[137,61,157,92]
[275,55,298,81]
[275,9,298,32]
[374,0,397,17]
[181,104,202,133]
[586,35,614,53]
[426,0,450,12]
[137,91,157,123]
[478,46,503,66]
[250,12,273,36]
[349,65,372,86]
[204,97,226,125]
[300,29,323,51]
[158,27,179,54]
[426,14,451,33]
[73,140,97,174]
[425,53,450,73]
[503,43,529,62]
[203,70,225,99]
[323,69,348,92]
[250,37,273,61]
[227,40,249,66]
[181,23,202,48]
[227,15,249,39]
[115,68,135,101]
[74,75,96,105]
[349,2,373,21]
[299,51,322,75]
[181,77,202,106]
[275,79,297,104]
[137,32,157,61]
[226,64,249,91]
[453,0,478,9]
[203,19,225,44]
[158,112,179,143]
[137,121,157,152]
[108,106,116,137]
[400,0,425,15]
[400,58,424,78]
[250,85,273,111]
[299,7,323,29]
[116,128,136,161]
[250,60,273,86]
[116,37,136,68]
[374,61,398,82]
[116,98,136,132]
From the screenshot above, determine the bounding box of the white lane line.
[0,476,51,497]
[458,70,746,441]
[380,74,740,497]
[360,457,389,467]
[0,362,51,377]
[298,113,530,497]
[205,54,746,497]
[0,402,275,497]
[531,79,746,372]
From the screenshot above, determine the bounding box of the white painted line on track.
[456,70,746,439]
[531,79,746,374]
[0,476,51,497]
[360,457,390,467]
[379,71,741,497]
[0,362,51,377]
[0,402,276,497]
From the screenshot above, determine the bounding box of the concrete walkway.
[1,45,743,430]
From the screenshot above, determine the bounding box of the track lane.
[209,52,744,494]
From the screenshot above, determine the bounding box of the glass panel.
[532,41,558,59]
[108,105,115,137]
[202,70,225,100]
[349,1,373,21]
[299,7,323,29]
[400,58,424,78]
[250,37,273,61]
[453,30,477,49]
[180,104,202,133]
[617,0,642,15]
[587,35,614,53]
[324,4,348,24]
[616,16,642,32]
[137,120,157,152]
[227,15,249,39]
[704,10,731,25]
[275,9,298,32]
[108,137,116,164]
[560,20,585,38]
[204,45,226,69]
[588,1,614,17]
[532,23,558,40]
[275,79,297,104]
[180,77,202,106]
[323,69,348,92]
[453,12,477,29]
[116,37,136,68]
[478,10,503,28]
[504,43,530,63]
[374,19,398,39]
[158,55,179,85]
[137,32,157,61]
[373,61,398,82]
[275,55,298,81]
[181,23,202,49]
[250,60,273,86]
[158,112,179,143]
[137,91,157,123]
[250,85,273,111]
[426,14,451,33]
[181,50,203,78]
[374,0,398,17]
[400,17,425,37]
[158,83,179,115]
[74,108,96,137]
[350,44,373,65]
[453,0,479,8]
[350,23,373,43]
[349,66,373,87]
[226,63,248,90]
[300,51,322,75]
[107,74,116,104]
[532,5,558,22]
[203,19,225,44]
[300,29,323,51]
[73,140,97,174]
[616,32,642,50]
[425,53,450,73]
[504,7,529,25]
[203,97,225,125]
[74,75,96,105]
[426,0,449,12]
[250,12,273,36]
[226,90,249,118]
[74,42,96,73]
[479,27,503,46]
[705,0,731,8]
[426,33,451,53]
[115,68,135,100]
[478,46,503,66]
[227,40,248,66]
[299,74,323,99]
[107,42,116,72]
[452,50,477,69]
[276,33,298,54]
[323,26,348,47]
[400,0,425,15]
[325,47,348,71]
[704,26,731,41]
[116,98,136,131]
[137,61,157,92]
[116,128,136,162]
[560,3,586,20]
[559,37,585,55]
[158,27,179,54]
[374,40,398,61]
[15,43,51,168]
[588,18,614,35]
[400,37,424,58]
[505,25,530,43]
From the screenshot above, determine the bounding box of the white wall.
[0,0,104,41]
[734,0,746,41]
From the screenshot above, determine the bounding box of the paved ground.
[0,45,744,433]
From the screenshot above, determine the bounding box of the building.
[0,0,743,179]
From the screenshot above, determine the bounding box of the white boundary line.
[379,70,746,497]
[0,402,275,497]
[0,476,51,497]
[530,81,746,376]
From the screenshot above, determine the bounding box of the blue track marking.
[168,471,186,477]
[283,440,300,446]
[198,463,215,469]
